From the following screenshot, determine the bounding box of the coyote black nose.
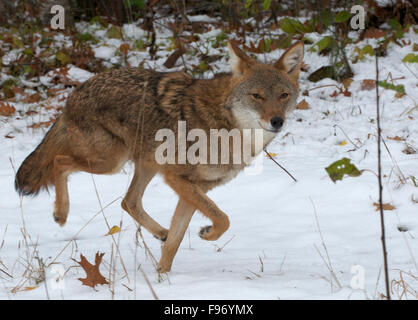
[270,117,284,130]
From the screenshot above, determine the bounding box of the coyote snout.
[15,41,304,272]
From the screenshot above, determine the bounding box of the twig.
[333,124,361,149]
[375,52,391,300]
[263,149,297,182]
[138,265,159,300]
[89,173,130,283]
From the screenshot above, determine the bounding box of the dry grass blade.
[310,198,342,290]
[49,196,122,265]
[138,265,159,300]
[89,173,130,283]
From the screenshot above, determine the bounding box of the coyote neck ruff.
[15,41,304,272]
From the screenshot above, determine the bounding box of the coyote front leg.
[164,173,230,242]
[158,199,195,272]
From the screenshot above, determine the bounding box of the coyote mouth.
[257,121,279,133]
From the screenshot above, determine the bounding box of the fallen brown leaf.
[120,43,130,56]
[387,136,403,141]
[361,79,375,91]
[0,102,16,116]
[342,78,353,89]
[22,92,41,103]
[402,145,416,155]
[296,99,310,110]
[373,202,396,211]
[23,286,37,291]
[28,120,53,129]
[363,28,387,39]
[76,252,108,288]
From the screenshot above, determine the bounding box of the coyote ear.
[228,41,254,76]
[275,41,304,78]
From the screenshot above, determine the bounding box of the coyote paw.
[199,225,213,240]
[53,212,67,227]
[199,222,228,241]
[154,233,168,242]
[153,229,168,242]
[157,262,171,273]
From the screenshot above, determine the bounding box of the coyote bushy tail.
[15,116,67,196]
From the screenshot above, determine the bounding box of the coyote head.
[227,41,304,135]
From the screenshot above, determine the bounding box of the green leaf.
[354,44,375,61]
[198,61,209,72]
[23,48,33,56]
[388,19,401,31]
[125,0,145,9]
[361,44,375,56]
[245,0,253,9]
[402,53,418,63]
[106,26,123,39]
[280,18,295,34]
[377,81,405,94]
[261,38,272,52]
[75,32,97,43]
[56,52,71,65]
[315,36,333,53]
[12,37,24,49]
[317,10,334,29]
[23,65,33,75]
[325,158,362,183]
[263,0,272,10]
[216,30,227,42]
[280,18,309,35]
[133,0,145,9]
[335,11,351,23]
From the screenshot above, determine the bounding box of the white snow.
[123,23,147,40]
[0,18,417,300]
[93,46,117,60]
[67,66,94,83]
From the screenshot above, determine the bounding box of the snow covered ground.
[0,18,417,300]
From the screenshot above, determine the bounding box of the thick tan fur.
[15,41,304,272]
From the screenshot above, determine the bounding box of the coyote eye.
[252,93,262,100]
[280,92,289,99]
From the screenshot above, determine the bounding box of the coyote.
[15,41,304,272]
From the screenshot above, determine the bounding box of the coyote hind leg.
[53,155,120,226]
[121,163,168,241]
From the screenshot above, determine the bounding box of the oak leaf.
[76,252,108,288]
[0,102,16,116]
